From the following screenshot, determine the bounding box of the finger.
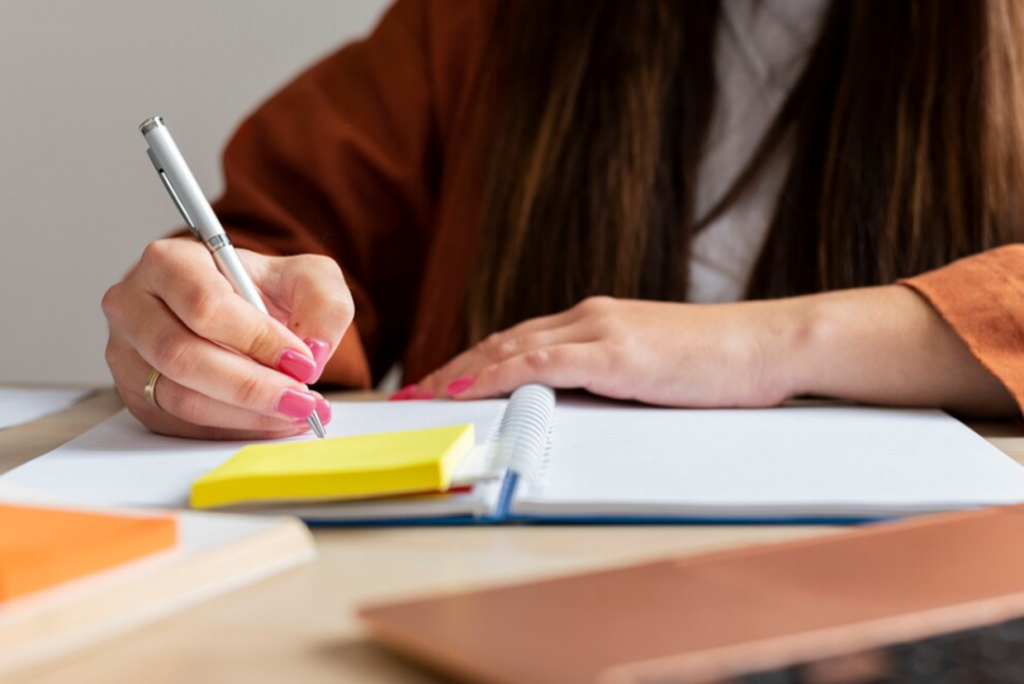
[137,239,320,384]
[248,252,354,383]
[405,307,587,399]
[418,305,595,395]
[108,338,309,440]
[451,343,604,400]
[133,401,312,441]
[421,324,588,397]
[114,285,322,422]
[157,378,332,432]
[124,346,330,432]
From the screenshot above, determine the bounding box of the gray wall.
[0,1,389,384]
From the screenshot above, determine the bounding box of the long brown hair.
[464,0,1024,344]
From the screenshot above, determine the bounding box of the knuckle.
[578,295,613,313]
[152,334,194,378]
[495,338,519,361]
[140,239,178,268]
[323,288,355,329]
[339,288,356,322]
[232,374,267,409]
[482,333,505,357]
[291,254,345,289]
[300,253,343,277]
[180,286,223,332]
[100,284,123,321]
[523,347,554,373]
[245,323,281,361]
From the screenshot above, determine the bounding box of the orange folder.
[0,504,177,601]
[362,505,1024,683]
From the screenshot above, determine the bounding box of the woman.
[103,0,1024,440]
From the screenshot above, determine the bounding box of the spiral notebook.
[6,385,1024,525]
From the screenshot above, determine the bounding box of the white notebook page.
[2,399,507,510]
[512,398,1024,518]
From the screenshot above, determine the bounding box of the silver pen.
[139,116,326,439]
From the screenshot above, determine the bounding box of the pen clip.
[147,147,200,240]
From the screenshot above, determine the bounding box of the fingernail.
[315,398,332,425]
[277,389,317,419]
[304,338,331,382]
[413,389,434,400]
[277,349,317,384]
[389,384,418,401]
[446,376,475,396]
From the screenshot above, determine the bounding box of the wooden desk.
[3,388,1023,684]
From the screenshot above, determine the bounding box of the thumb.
[244,251,355,383]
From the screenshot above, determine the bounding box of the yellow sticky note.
[191,424,476,509]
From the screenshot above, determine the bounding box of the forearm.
[782,285,1017,418]
[412,282,1018,414]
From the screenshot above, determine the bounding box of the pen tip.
[308,412,327,439]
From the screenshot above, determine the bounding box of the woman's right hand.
[102,238,354,440]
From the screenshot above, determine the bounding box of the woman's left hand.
[409,296,805,406]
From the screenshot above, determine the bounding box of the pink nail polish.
[277,349,317,384]
[315,398,332,425]
[304,338,331,382]
[446,376,475,396]
[389,384,418,401]
[413,389,434,400]
[277,389,317,419]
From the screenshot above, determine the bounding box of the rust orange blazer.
[206,0,1024,412]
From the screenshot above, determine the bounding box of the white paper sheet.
[512,397,1024,518]
[0,399,507,510]
[0,388,93,430]
[8,391,1024,522]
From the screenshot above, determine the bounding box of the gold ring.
[144,368,163,411]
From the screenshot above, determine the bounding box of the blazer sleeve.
[900,245,1024,412]
[208,0,440,388]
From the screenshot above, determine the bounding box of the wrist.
[755,294,824,403]
[774,286,904,403]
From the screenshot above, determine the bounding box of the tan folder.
[362,505,1024,683]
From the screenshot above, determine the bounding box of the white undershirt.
[687,0,828,303]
